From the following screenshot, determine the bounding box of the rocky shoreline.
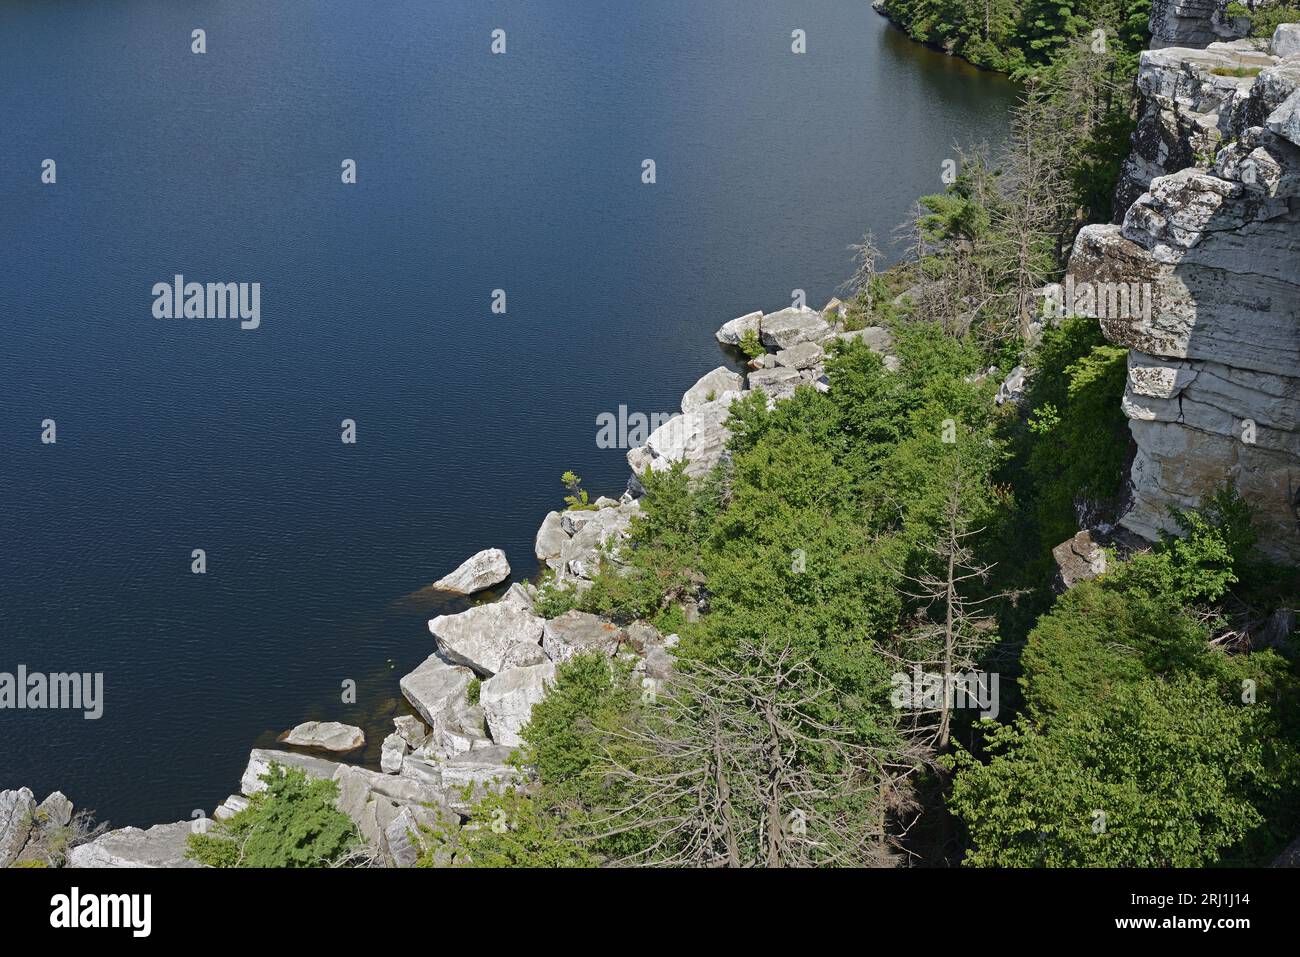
[2,302,899,869]
[10,3,1297,869]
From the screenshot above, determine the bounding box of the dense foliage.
[468,21,1300,868]
[879,0,1151,77]
[186,764,361,867]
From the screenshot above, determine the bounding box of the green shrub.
[417,788,597,868]
[186,764,360,867]
[948,674,1299,866]
[738,328,764,359]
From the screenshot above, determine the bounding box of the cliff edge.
[1073,5,1300,560]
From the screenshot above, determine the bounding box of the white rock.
[626,398,735,481]
[715,309,763,346]
[393,714,431,750]
[534,511,568,565]
[429,603,545,676]
[239,748,344,796]
[385,803,448,868]
[399,653,476,731]
[682,366,746,413]
[282,720,365,752]
[499,581,537,613]
[0,788,36,867]
[1273,23,1300,59]
[760,306,832,350]
[774,341,824,370]
[381,732,407,774]
[68,822,205,868]
[748,366,803,401]
[561,509,597,536]
[432,548,511,595]
[542,611,626,663]
[213,795,248,821]
[36,791,73,829]
[481,661,557,747]
[554,501,641,579]
[440,745,522,794]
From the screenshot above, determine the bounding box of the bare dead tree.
[587,641,921,867]
[844,230,882,312]
[985,80,1073,342]
[891,449,1010,751]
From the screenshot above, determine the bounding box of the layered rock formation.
[1148,0,1246,51]
[1073,17,1300,561]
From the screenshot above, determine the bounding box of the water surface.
[0,0,1017,826]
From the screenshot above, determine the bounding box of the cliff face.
[1148,0,1248,50]
[1071,9,1300,561]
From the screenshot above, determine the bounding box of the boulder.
[281,720,365,752]
[68,821,205,868]
[627,397,737,482]
[381,732,407,774]
[399,654,476,736]
[213,795,248,821]
[775,340,824,370]
[432,548,511,595]
[561,509,598,536]
[624,621,676,680]
[1273,23,1300,59]
[995,366,1029,406]
[428,603,545,676]
[438,713,495,757]
[499,581,537,613]
[440,745,522,794]
[393,714,432,750]
[1051,530,1109,591]
[331,765,402,854]
[748,366,803,401]
[715,309,763,346]
[239,748,344,796]
[480,661,558,747]
[760,306,832,350]
[534,512,568,565]
[682,366,746,413]
[398,755,443,787]
[385,803,449,868]
[35,791,73,829]
[542,610,626,663]
[1267,88,1300,146]
[0,788,36,867]
[554,500,641,578]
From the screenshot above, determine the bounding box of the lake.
[0,0,1017,827]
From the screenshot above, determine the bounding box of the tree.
[897,446,1007,749]
[948,675,1300,866]
[186,764,364,868]
[589,642,919,867]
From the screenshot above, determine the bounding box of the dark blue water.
[0,0,1016,827]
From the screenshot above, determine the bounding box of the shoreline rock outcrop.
[431,547,511,595]
[281,720,366,752]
